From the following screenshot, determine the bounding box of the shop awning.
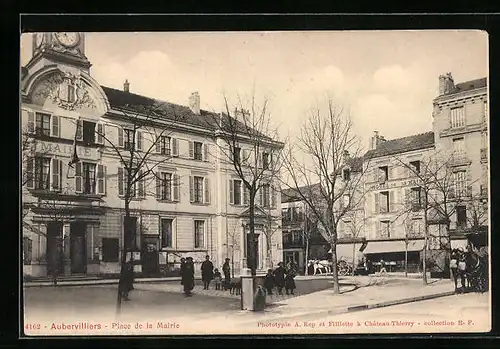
[362,240,425,254]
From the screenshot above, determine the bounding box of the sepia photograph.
[20,30,490,336]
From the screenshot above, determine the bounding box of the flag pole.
[68,118,81,167]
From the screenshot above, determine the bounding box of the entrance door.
[70,222,87,274]
[246,233,260,269]
[46,222,63,276]
[142,237,159,277]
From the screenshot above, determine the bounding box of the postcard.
[21,30,490,336]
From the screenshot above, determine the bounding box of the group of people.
[180,255,232,296]
[264,261,298,296]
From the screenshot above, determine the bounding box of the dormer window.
[378,166,388,183]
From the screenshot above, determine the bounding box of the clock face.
[35,33,45,47]
[54,32,80,47]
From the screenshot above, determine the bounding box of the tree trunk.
[405,240,408,278]
[305,237,309,276]
[351,242,356,276]
[116,199,131,316]
[330,241,340,294]
[422,192,429,285]
[249,193,256,276]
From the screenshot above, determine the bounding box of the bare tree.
[205,93,284,276]
[343,211,367,276]
[262,202,282,269]
[92,99,184,314]
[390,150,481,284]
[283,98,368,294]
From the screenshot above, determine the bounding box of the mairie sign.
[36,141,97,159]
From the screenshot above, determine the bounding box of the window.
[35,113,51,136]
[233,179,242,205]
[117,167,144,198]
[82,162,96,194]
[159,172,172,200]
[124,129,135,150]
[193,176,204,203]
[161,219,173,248]
[262,152,270,169]
[75,162,106,195]
[450,106,465,128]
[380,220,391,239]
[102,238,119,262]
[410,219,423,238]
[343,168,351,181]
[452,137,465,159]
[452,171,467,197]
[230,179,248,206]
[67,85,76,103]
[261,183,270,207]
[456,205,467,229]
[34,157,51,190]
[157,136,171,156]
[233,147,241,164]
[194,141,203,161]
[410,187,422,210]
[379,191,389,213]
[379,166,388,183]
[194,220,205,248]
[409,161,420,174]
[343,220,353,238]
[83,121,96,144]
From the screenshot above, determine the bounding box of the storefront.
[362,239,425,273]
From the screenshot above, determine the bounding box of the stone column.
[63,223,71,276]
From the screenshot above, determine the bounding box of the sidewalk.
[185,276,456,330]
[23,273,336,288]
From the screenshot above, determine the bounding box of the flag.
[68,118,81,167]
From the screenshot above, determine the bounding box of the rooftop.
[101,86,273,141]
[364,131,435,159]
[281,183,320,204]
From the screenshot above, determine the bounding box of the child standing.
[264,268,275,295]
[213,268,222,290]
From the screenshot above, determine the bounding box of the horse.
[464,249,488,293]
[307,259,332,275]
[450,248,467,293]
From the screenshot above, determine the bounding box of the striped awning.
[451,239,468,250]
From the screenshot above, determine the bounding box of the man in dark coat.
[222,258,231,290]
[182,257,195,296]
[119,261,134,301]
[285,262,297,295]
[179,257,186,286]
[201,255,214,290]
[273,262,286,295]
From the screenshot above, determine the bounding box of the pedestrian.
[182,257,195,297]
[179,257,186,286]
[222,258,231,290]
[201,255,214,290]
[213,268,222,290]
[285,262,297,295]
[119,261,134,301]
[379,258,387,275]
[264,268,275,295]
[273,262,286,295]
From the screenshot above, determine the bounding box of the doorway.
[46,222,63,276]
[70,222,87,274]
[142,236,159,277]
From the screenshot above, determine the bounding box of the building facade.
[21,32,282,278]
[279,73,489,274]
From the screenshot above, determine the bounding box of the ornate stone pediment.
[32,70,97,111]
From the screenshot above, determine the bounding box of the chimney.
[189,91,200,115]
[438,72,455,95]
[370,131,386,150]
[124,79,130,93]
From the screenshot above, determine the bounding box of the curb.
[23,277,184,288]
[237,290,456,325]
[347,290,457,312]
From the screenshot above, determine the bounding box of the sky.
[20,31,488,152]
